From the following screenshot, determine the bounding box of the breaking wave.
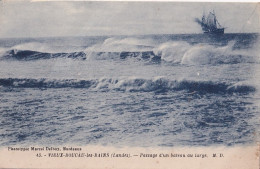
[1,49,87,61]
[155,41,257,64]
[1,49,162,61]
[0,77,255,94]
[0,37,257,65]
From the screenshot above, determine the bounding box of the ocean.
[0,33,259,147]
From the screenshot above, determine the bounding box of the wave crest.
[181,41,255,65]
[153,41,256,65]
[0,77,255,94]
[0,38,257,65]
[1,49,86,61]
[154,41,190,63]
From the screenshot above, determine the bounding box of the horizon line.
[0,32,259,39]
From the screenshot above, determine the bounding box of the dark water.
[0,33,259,147]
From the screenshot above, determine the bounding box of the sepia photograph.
[0,1,259,168]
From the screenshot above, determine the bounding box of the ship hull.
[204,28,224,34]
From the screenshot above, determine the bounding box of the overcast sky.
[0,1,259,38]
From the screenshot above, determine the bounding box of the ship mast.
[213,10,217,28]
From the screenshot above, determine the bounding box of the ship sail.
[207,12,217,29]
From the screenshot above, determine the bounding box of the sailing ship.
[195,11,225,34]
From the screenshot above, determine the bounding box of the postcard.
[0,1,259,168]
